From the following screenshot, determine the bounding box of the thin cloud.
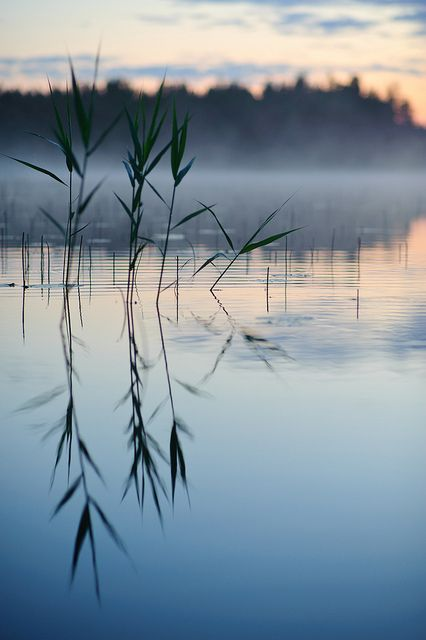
[279,12,314,25]
[393,7,426,20]
[0,54,115,81]
[137,14,181,25]
[0,54,98,66]
[316,17,376,31]
[103,62,295,80]
[276,12,376,31]
[137,11,252,28]
[0,56,423,86]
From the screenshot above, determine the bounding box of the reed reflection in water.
[1,220,425,639]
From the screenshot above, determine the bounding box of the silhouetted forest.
[1,76,425,168]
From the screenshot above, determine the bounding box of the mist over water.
[1,168,425,251]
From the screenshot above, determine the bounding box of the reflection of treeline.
[1,76,425,167]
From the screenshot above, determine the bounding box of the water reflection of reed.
[6,54,304,599]
[15,260,301,600]
[52,288,127,600]
[121,286,168,519]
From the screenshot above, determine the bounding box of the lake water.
[0,173,426,639]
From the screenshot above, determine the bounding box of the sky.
[0,0,425,124]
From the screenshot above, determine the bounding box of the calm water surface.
[0,212,426,639]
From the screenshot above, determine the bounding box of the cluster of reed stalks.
[8,56,299,598]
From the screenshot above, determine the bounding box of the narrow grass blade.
[145,179,169,208]
[146,78,165,151]
[170,424,178,502]
[79,439,104,483]
[89,112,122,156]
[71,504,90,580]
[70,223,90,237]
[47,78,67,144]
[241,228,302,254]
[196,200,235,252]
[138,236,164,256]
[172,204,215,229]
[145,139,172,176]
[174,157,195,187]
[52,475,82,517]
[91,501,128,555]
[70,62,90,148]
[178,115,189,165]
[79,179,105,214]
[39,208,66,236]
[3,155,67,186]
[125,108,142,164]
[26,131,63,152]
[171,101,179,178]
[16,385,65,411]
[114,193,132,219]
[194,252,230,275]
[175,378,212,398]
[245,192,298,246]
[122,160,135,187]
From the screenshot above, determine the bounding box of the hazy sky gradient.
[1,0,425,123]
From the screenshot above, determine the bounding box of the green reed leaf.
[144,138,172,176]
[138,236,164,256]
[125,108,142,164]
[26,131,63,152]
[39,207,66,235]
[122,160,135,187]
[178,114,189,165]
[196,200,235,252]
[28,128,81,177]
[172,204,214,229]
[79,179,105,214]
[174,157,195,187]
[70,223,90,238]
[145,179,169,208]
[194,252,230,275]
[70,62,90,148]
[245,192,298,247]
[114,192,132,219]
[48,78,67,142]
[89,112,122,156]
[240,228,302,254]
[3,155,67,186]
[132,183,142,213]
[144,109,167,163]
[171,102,179,179]
[146,78,165,144]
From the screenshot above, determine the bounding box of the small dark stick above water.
[176,255,179,323]
[266,266,270,313]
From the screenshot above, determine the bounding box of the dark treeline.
[1,76,425,168]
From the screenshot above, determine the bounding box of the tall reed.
[6,54,119,287]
